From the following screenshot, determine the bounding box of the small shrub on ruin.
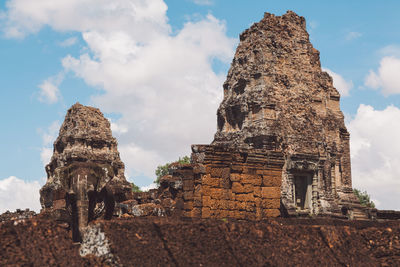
[353,188,375,208]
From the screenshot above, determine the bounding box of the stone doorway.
[294,173,313,210]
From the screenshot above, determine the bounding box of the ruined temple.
[178,11,370,220]
[40,103,132,240]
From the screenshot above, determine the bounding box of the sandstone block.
[184,201,193,211]
[191,207,201,218]
[243,184,254,193]
[202,196,212,207]
[232,182,245,193]
[261,198,280,209]
[253,187,261,198]
[235,193,255,202]
[183,191,193,201]
[230,173,242,182]
[262,175,281,187]
[202,207,211,218]
[263,209,280,217]
[210,168,224,178]
[261,187,281,199]
[183,179,194,191]
[193,164,206,174]
[202,174,220,187]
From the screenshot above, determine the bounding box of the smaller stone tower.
[40,103,132,241]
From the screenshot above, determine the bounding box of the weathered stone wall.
[181,145,284,219]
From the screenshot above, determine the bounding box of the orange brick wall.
[181,145,284,220]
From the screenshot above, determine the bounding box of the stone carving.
[40,103,132,241]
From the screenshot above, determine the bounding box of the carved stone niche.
[40,161,117,242]
[281,156,320,216]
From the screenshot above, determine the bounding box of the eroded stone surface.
[176,11,367,219]
[39,103,132,240]
[211,10,359,217]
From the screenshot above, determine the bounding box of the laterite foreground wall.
[177,145,284,220]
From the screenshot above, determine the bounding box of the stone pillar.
[341,132,352,188]
[331,163,336,196]
[287,172,295,206]
[312,171,319,214]
[76,174,89,235]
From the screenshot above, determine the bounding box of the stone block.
[230,173,242,182]
[202,207,211,218]
[183,191,193,201]
[184,201,193,211]
[261,187,281,199]
[230,165,243,173]
[210,188,226,200]
[243,176,262,186]
[232,182,245,193]
[244,211,256,220]
[219,209,229,218]
[243,184,254,193]
[194,184,202,197]
[243,167,257,174]
[210,168,224,178]
[202,174,220,187]
[235,193,255,202]
[193,196,202,207]
[183,179,194,191]
[193,164,206,174]
[201,185,212,196]
[202,195,211,207]
[227,200,236,210]
[244,201,256,212]
[221,168,230,179]
[263,208,280,217]
[253,187,261,198]
[262,175,281,187]
[191,207,201,218]
[261,198,280,209]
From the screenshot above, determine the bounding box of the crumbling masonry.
[177,11,370,220]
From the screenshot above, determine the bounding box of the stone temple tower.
[212,10,361,217]
[176,11,371,220]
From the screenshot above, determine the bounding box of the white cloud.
[109,119,128,135]
[192,0,213,5]
[0,176,41,213]
[2,0,170,39]
[3,0,235,187]
[322,68,352,97]
[38,73,64,104]
[38,120,60,167]
[348,104,400,210]
[365,56,400,95]
[40,148,53,167]
[345,31,362,41]
[379,45,400,57]
[59,36,77,47]
[119,143,166,182]
[140,183,157,191]
[61,14,235,186]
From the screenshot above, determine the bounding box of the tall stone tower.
[212,11,359,216]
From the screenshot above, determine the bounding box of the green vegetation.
[131,183,142,193]
[353,188,375,208]
[154,156,190,185]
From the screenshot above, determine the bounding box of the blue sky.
[1,0,400,212]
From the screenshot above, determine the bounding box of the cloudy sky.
[1,0,400,213]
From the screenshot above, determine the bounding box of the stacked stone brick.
[180,145,284,219]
